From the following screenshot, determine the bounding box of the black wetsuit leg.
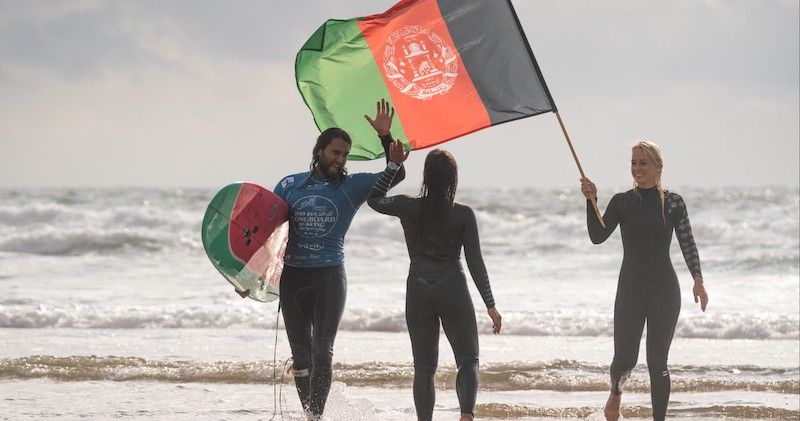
[610,280,680,421]
[610,286,647,395]
[406,263,480,421]
[279,264,347,417]
[406,280,439,421]
[440,277,479,417]
[645,281,681,421]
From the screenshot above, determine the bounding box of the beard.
[317,156,346,180]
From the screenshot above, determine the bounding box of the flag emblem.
[383,25,458,100]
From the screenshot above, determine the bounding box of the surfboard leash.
[269,300,279,420]
[269,300,293,421]
[278,356,292,420]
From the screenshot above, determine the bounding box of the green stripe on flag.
[296,19,409,160]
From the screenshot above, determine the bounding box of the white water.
[0,186,797,419]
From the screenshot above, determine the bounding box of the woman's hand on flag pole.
[364,98,395,136]
[580,177,598,200]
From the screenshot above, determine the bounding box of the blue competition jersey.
[274,171,381,268]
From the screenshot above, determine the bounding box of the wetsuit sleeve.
[671,193,703,279]
[367,195,410,217]
[366,163,407,217]
[379,133,405,187]
[350,133,406,204]
[587,193,624,244]
[463,207,496,309]
[369,162,402,197]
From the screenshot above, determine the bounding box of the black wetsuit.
[275,135,404,418]
[368,167,495,420]
[587,187,702,421]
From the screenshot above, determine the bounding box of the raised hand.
[388,139,409,165]
[364,98,395,136]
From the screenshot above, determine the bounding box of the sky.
[0,0,798,189]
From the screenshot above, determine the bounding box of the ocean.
[0,186,798,420]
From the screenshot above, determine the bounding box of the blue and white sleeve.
[366,162,405,216]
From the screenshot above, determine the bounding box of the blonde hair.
[632,140,666,222]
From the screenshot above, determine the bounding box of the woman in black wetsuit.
[368,149,502,421]
[580,140,709,421]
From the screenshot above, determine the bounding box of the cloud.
[0,0,797,187]
[0,0,401,83]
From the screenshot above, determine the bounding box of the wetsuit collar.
[637,185,659,193]
[311,170,337,184]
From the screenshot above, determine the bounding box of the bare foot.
[459,414,474,421]
[604,392,621,421]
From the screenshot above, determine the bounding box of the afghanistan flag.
[295,0,557,160]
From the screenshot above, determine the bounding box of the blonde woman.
[580,141,709,421]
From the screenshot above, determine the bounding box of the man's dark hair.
[310,127,352,182]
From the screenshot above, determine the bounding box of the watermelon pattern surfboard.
[201,182,288,302]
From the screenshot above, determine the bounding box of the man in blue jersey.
[273,99,407,420]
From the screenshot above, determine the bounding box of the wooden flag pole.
[554,111,605,228]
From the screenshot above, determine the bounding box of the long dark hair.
[310,127,352,182]
[416,149,458,246]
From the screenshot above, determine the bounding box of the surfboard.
[201,182,288,302]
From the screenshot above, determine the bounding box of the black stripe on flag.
[438,0,557,124]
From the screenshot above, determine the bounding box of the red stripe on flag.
[358,0,491,150]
